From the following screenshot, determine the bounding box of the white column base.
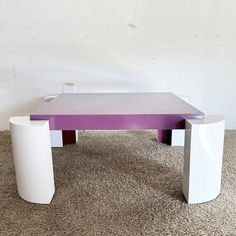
[183,115,225,204]
[9,116,55,204]
[50,130,63,147]
[171,129,185,146]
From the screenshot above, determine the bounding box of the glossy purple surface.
[30,93,204,130]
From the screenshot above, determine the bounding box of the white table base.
[10,116,55,204]
[183,115,225,204]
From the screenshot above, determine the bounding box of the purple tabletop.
[30,93,204,130]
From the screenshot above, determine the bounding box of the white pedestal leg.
[9,116,55,204]
[171,129,185,146]
[50,130,63,147]
[183,115,225,204]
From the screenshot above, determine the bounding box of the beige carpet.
[0,130,236,236]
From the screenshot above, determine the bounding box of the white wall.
[0,0,236,129]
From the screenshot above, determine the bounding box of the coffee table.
[10,92,224,205]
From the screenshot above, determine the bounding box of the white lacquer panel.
[183,115,225,204]
[9,116,55,204]
[171,129,185,146]
[50,130,63,147]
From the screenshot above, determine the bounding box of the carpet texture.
[0,130,236,236]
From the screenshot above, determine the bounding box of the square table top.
[31,92,203,116]
[30,92,204,130]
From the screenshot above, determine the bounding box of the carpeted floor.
[0,130,236,236]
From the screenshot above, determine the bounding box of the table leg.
[157,130,172,145]
[10,116,55,204]
[183,116,225,204]
[62,130,78,145]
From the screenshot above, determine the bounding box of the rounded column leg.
[183,115,225,204]
[10,116,55,204]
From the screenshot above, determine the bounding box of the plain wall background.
[0,0,235,130]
